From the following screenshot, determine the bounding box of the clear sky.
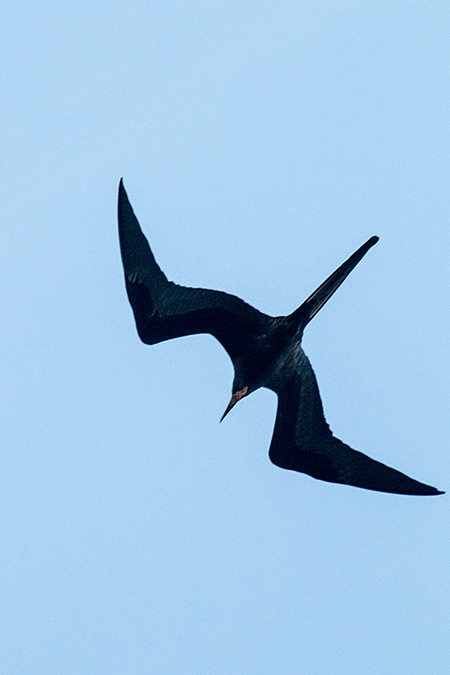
[1,2,449,673]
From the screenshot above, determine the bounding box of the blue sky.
[1,2,449,673]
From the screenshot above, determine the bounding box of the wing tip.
[118,179,136,228]
[414,483,444,496]
[382,481,444,496]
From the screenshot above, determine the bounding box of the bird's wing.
[268,347,442,495]
[118,180,269,360]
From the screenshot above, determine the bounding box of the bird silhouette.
[118,180,443,496]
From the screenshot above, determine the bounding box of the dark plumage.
[118,180,443,496]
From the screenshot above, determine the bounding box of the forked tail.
[288,236,379,330]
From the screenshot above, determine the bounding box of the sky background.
[1,2,449,673]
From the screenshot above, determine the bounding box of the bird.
[118,179,443,496]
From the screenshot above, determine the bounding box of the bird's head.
[220,346,276,422]
[220,363,259,422]
[220,384,250,422]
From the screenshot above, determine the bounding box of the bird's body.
[118,180,443,496]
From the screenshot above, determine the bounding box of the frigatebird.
[118,180,443,496]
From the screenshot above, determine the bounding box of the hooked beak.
[220,386,249,422]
